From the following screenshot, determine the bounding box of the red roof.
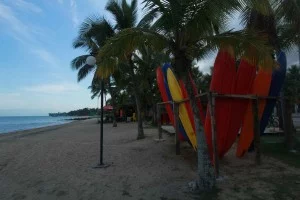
[103,105,113,111]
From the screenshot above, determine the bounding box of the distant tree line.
[49,108,98,117]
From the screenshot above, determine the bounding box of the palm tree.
[89,75,119,127]
[94,0,161,139]
[284,65,300,104]
[72,0,152,132]
[96,0,271,190]
[132,44,170,124]
[275,0,300,51]
[71,16,117,126]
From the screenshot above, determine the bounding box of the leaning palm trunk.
[107,79,117,127]
[182,74,216,191]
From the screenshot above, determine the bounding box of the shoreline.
[0,117,95,137]
[0,120,86,141]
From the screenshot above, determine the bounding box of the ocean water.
[0,116,72,134]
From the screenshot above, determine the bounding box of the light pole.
[86,56,110,168]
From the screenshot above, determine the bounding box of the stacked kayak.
[155,50,287,159]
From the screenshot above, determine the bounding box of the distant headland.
[49,108,98,117]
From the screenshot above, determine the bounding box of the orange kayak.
[236,67,272,157]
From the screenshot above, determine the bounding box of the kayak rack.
[156,92,294,179]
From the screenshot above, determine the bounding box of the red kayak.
[222,58,256,157]
[204,47,236,160]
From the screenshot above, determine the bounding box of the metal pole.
[93,78,111,168]
[100,79,104,165]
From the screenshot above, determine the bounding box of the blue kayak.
[260,51,287,134]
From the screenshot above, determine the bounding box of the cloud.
[24,83,82,94]
[0,3,60,68]
[0,2,33,41]
[31,48,59,67]
[197,54,216,73]
[57,0,64,4]
[286,46,300,67]
[13,0,43,13]
[70,0,79,27]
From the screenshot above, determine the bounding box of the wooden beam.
[252,98,261,165]
[208,92,219,177]
[157,101,173,105]
[174,103,180,155]
[215,93,280,100]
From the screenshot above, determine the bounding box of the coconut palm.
[96,0,272,190]
[284,65,300,104]
[71,16,118,126]
[72,0,152,132]
[93,0,162,139]
[274,0,300,51]
[132,44,170,124]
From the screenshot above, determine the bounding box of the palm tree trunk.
[183,75,216,191]
[283,98,296,150]
[128,56,145,139]
[107,78,117,127]
[298,44,300,66]
[134,91,145,139]
[175,51,215,190]
[152,104,157,126]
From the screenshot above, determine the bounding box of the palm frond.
[277,23,300,51]
[97,28,169,62]
[77,64,96,82]
[240,0,278,48]
[95,57,119,79]
[71,55,89,70]
[200,30,273,65]
[137,7,159,28]
[275,0,300,25]
[106,0,137,30]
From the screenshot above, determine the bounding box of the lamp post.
[86,56,110,168]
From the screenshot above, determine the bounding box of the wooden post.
[283,98,295,150]
[252,97,261,165]
[157,104,162,139]
[174,102,180,155]
[208,92,219,177]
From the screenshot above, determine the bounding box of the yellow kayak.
[167,68,197,150]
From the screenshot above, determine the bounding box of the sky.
[0,0,109,116]
[0,0,299,116]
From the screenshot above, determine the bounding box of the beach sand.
[0,119,197,200]
[1,119,299,200]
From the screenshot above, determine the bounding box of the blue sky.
[0,0,299,116]
[0,0,111,116]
